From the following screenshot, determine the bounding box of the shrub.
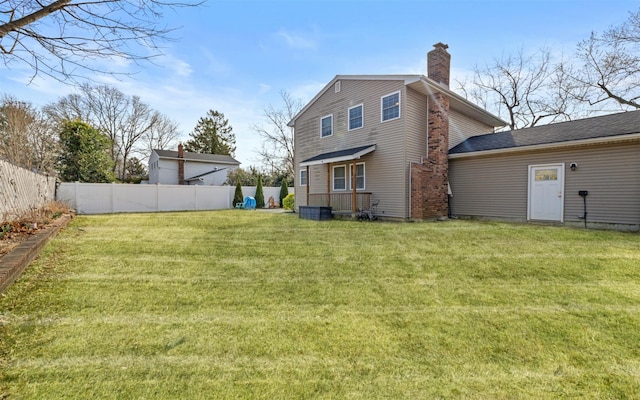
[283,193,295,211]
[279,179,289,208]
[255,175,265,208]
[233,180,243,206]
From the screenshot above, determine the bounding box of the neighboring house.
[148,144,240,185]
[290,42,640,230]
[449,110,640,230]
[290,43,505,220]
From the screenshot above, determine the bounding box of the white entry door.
[528,164,564,222]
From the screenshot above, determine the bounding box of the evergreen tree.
[57,120,115,182]
[254,175,265,208]
[184,110,236,156]
[233,180,244,206]
[279,178,289,208]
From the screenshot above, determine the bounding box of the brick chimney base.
[410,162,449,220]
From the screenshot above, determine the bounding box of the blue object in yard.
[243,196,256,210]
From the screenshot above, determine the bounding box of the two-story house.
[148,144,240,186]
[291,43,640,229]
[290,43,505,220]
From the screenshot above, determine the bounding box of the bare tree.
[141,113,180,159]
[0,94,58,174]
[457,48,582,130]
[0,0,202,83]
[252,91,303,178]
[45,84,178,180]
[572,8,640,110]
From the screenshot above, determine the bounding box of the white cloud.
[258,83,272,95]
[276,29,317,50]
[289,80,326,103]
[200,49,231,76]
[161,54,193,77]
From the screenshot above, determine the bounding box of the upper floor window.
[299,169,307,186]
[321,114,333,137]
[381,91,400,122]
[348,104,363,131]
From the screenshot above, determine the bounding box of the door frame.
[527,163,565,222]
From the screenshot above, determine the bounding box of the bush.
[283,193,295,211]
[233,180,243,206]
[255,175,265,208]
[279,179,289,208]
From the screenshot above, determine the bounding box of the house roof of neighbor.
[449,110,640,155]
[154,149,240,165]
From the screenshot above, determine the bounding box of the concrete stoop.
[0,214,73,294]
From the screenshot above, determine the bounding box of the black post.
[578,190,589,228]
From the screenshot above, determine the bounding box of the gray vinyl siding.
[449,111,495,149]
[449,140,640,227]
[294,79,409,218]
[404,87,428,217]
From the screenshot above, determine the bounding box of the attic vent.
[335,81,341,93]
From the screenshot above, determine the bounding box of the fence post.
[75,181,79,212]
[111,182,116,213]
[194,185,198,210]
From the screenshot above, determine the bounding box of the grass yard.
[1,211,640,399]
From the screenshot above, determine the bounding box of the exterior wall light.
[570,162,578,171]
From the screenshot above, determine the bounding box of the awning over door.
[300,144,376,167]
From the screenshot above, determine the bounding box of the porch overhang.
[300,144,376,167]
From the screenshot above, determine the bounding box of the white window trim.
[380,90,401,123]
[348,103,364,131]
[349,162,366,190]
[320,114,333,138]
[332,165,347,191]
[299,169,307,187]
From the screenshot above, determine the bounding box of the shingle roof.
[185,168,228,181]
[300,144,376,166]
[449,111,640,155]
[154,149,240,164]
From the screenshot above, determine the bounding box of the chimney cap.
[433,42,449,51]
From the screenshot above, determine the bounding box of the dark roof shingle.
[450,111,640,154]
[153,149,240,164]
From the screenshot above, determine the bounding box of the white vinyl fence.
[56,183,291,214]
[0,160,57,220]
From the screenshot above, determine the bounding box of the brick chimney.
[178,143,185,185]
[427,42,450,87]
[410,43,451,220]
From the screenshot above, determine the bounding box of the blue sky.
[1,0,639,167]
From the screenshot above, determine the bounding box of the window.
[381,91,400,122]
[299,169,307,186]
[321,114,333,137]
[535,169,558,181]
[348,104,363,131]
[349,163,365,190]
[333,165,346,190]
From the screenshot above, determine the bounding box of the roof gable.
[449,111,640,155]
[288,75,506,128]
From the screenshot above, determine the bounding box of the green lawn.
[1,211,639,399]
